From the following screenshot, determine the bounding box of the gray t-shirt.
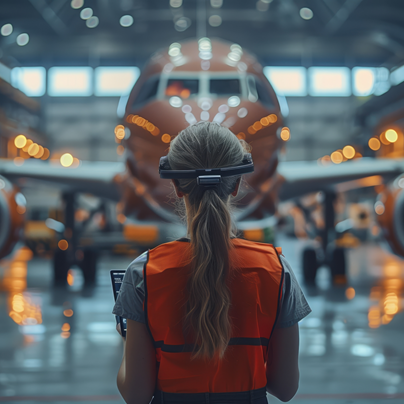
[112,249,311,328]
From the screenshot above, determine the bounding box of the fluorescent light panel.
[352,67,375,96]
[48,67,92,96]
[309,67,351,96]
[264,67,307,96]
[11,67,46,96]
[95,67,140,96]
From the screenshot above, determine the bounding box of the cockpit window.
[132,76,159,107]
[166,79,199,99]
[255,78,275,108]
[209,79,240,95]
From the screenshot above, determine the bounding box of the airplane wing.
[278,157,404,200]
[0,159,125,201]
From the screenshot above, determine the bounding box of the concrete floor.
[0,234,403,404]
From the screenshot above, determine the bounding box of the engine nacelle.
[0,176,26,260]
[375,175,404,257]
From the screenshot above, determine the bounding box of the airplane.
[1,37,404,286]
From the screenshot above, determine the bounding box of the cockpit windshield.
[209,79,241,95]
[165,79,199,99]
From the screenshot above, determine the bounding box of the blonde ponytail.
[168,121,247,360]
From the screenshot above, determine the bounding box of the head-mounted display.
[159,153,254,187]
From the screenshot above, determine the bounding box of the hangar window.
[308,67,351,96]
[255,78,275,108]
[209,79,240,95]
[264,67,307,96]
[166,79,198,98]
[48,67,93,96]
[132,76,160,106]
[95,67,140,96]
[11,67,46,97]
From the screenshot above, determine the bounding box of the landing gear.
[299,190,347,286]
[53,248,69,286]
[52,192,99,287]
[328,246,347,285]
[80,249,98,286]
[302,247,318,284]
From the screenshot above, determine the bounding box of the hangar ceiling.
[0,0,404,68]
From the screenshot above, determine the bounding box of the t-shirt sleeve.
[276,254,312,328]
[112,251,148,323]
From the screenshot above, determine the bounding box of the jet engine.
[0,175,26,260]
[375,175,404,257]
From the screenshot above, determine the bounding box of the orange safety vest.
[143,238,284,394]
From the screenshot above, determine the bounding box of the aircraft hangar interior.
[0,0,404,403]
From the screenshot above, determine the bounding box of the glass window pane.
[166,79,198,98]
[390,65,404,86]
[264,67,307,96]
[132,76,160,107]
[309,67,351,96]
[373,67,390,95]
[95,67,140,96]
[255,78,275,108]
[209,79,240,95]
[48,67,92,96]
[11,67,46,96]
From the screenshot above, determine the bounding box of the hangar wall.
[41,96,360,163]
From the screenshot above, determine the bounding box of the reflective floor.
[0,234,403,403]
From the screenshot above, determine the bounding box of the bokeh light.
[58,240,69,251]
[71,0,84,9]
[14,135,27,149]
[342,145,355,159]
[1,23,13,36]
[28,143,39,157]
[368,138,381,151]
[208,15,222,27]
[346,287,355,300]
[331,151,343,164]
[374,201,385,215]
[280,127,290,141]
[80,8,93,20]
[63,309,73,317]
[120,15,134,27]
[385,129,398,143]
[161,134,171,143]
[86,16,99,28]
[300,7,313,20]
[60,153,74,167]
[16,33,29,46]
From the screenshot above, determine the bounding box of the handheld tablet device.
[110,269,127,338]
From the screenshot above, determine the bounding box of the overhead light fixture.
[16,33,29,46]
[1,23,13,36]
[120,15,134,27]
[208,15,222,27]
[80,7,93,20]
[71,0,84,9]
[170,0,182,8]
[174,17,191,32]
[86,16,99,28]
[168,43,182,57]
[210,0,223,7]
[300,7,313,20]
[256,1,269,12]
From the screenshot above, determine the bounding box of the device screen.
[110,270,127,338]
